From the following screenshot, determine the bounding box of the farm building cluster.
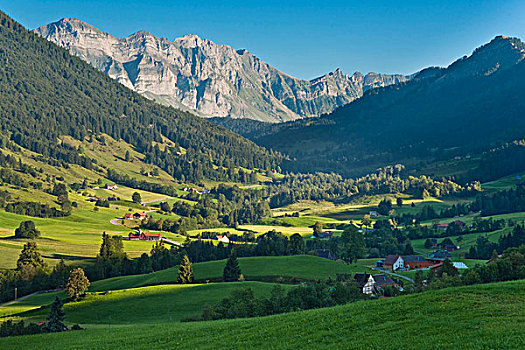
[377,254,468,272]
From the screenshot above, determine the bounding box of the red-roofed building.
[140,232,162,241]
[133,212,147,220]
[124,213,134,219]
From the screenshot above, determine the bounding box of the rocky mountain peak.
[36,18,410,122]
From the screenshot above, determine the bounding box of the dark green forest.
[256,36,525,177]
[0,11,281,184]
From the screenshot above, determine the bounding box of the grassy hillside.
[4,281,288,324]
[1,280,523,349]
[87,255,372,292]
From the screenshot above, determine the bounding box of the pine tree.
[46,296,67,332]
[223,250,242,282]
[177,255,194,284]
[66,268,90,301]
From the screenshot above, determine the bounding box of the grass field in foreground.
[0,280,523,349]
[4,281,289,325]
[87,255,373,292]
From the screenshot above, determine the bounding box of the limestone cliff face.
[36,18,409,122]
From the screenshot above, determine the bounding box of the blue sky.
[1,0,524,79]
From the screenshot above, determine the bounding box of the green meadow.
[0,280,522,349]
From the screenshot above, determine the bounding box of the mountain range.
[255,35,525,176]
[35,18,409,122]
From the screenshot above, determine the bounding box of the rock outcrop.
[36,18,409,122]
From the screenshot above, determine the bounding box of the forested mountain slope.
[257,36,525,176]
[0,12,280,183]
[35,18,409,122]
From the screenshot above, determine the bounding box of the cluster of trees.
[191,280,364,322]
[0,242,71,302]
[467,224,525,259]
[470,185,525,216]
[462,139,525,184]
[405,217,506,241]
[14,220,40,238]
[416,245,525,291]
[0,12,281,184]
[267,165,477,208]
[364,221,413,258]
[4,202,69,218]
[0,296,80,337]
[143,192,271,233]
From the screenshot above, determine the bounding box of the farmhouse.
[354,273,396,294]
[402,255,433,269]
[140,232,162,241]
[124,213,134,219]
[369,211,380,218]
[133,212,147,220]
[105,184,118,190]
[383,255,404,270]
[383,255,432,270]
[129,231,162,241]
[216,235,230,244]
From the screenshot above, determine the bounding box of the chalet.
[436,223,449,230]
[443,244,460,252]
[354,273,396,295]
[123,213,134,220]
[88,196,105,202]
[105,184,118,190]
[383,255,432,270]
[383,255,404,270]
[369,211,380,218]
[108,196,121,201]
[133,212,147,220]
[216,235,230,244]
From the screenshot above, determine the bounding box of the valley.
[0,6,524,350]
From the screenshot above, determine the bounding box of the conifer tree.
[177,255,194,284]
[223,250,242,282]
[46,296,67,332]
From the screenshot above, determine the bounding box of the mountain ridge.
[255,35,525,176]
[36,18,410,122]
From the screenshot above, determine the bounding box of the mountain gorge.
[256,36,525,176]
[36,18,409,122]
